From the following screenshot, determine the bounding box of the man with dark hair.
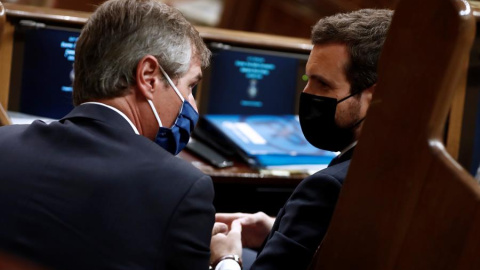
[0,0,214,269]
[211,9,393,270]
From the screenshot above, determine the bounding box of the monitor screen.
[8,26,310,120]
[9,23,80,120]
[198,43,309,115]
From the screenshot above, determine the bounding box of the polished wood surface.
[51,0,104,12]
[471,1,480,17]
[219,0,480,39]
[219,0,261,32]
[457,30,480,172]
[309,0,478,269]
[179,150,307,185]
[3,2,89,25]
[0,251,48,270]
[0,1,4,33]
[0,1,11,126]
[448,0,480,163]
[195,26,311,53]
[446,66,468,159]
[0,104,10,126]
[219,0,400,38]
[2,3,312,53]
[254,0,321,38]
[0,19,13,116]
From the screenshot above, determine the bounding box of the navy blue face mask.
[147,66,199,155]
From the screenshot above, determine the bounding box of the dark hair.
[73,0,211,105]
[312,9,393,93]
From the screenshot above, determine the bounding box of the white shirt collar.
[80,102,140,135]
[336,140,357,160]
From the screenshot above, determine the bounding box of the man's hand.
[210,220,243,265]
[215,212,275,249]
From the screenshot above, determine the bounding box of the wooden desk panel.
[180,150,304,215]
[179,150,307,185]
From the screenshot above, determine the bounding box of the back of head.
[312,9,393,93]
[73,0,211,106]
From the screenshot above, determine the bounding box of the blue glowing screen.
[206,47,306,115]
[18,27,79,119]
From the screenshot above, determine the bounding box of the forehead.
[306,43,350,78]
[184,57,202,78]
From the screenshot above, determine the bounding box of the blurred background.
[0,0,403,38]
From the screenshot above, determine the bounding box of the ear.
[136,55,160,100]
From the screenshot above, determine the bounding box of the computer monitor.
[8,24,310,121]
[197,42,309,115]
[8,21,80,120]
[191,42,336,169]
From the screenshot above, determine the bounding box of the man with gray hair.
[211,9,393,270]
[0,0,214,269]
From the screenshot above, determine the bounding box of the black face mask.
[299,91,363,152]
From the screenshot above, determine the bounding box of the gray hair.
[312,9,393,93]
[73,0,211,105]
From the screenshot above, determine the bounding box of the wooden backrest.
[0,1,4,35]
[218,0,399,38]
[0,1,11,126]
[0,251,48,270]
[309,0,478,269]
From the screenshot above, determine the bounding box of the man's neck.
[91,94,157,140]
[81,102,140,134]
[338,141,357,159]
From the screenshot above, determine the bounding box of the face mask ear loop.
[337,89,363,104]
[351,117,365,129]
[147,99,163,128]
[158,64,185,103]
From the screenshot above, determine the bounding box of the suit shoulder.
[305,159,351,185]
[147,147,207,178]
[0,124,41,146]
[132,144,212,188]
[0,124,32,136]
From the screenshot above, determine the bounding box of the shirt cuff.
[215,259,242,270]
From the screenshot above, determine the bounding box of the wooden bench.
[0,1,11,126]
[309,0,479,269]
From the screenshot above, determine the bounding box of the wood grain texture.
[309,0,478,269]
[3,3,312,53]
[218,0,400,38]
[0,251,49,270]
[0,1,12,126]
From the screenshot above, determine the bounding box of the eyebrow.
[308,74,333,87]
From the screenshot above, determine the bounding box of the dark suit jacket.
[0,104,215,270]
[251,149,354,270]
